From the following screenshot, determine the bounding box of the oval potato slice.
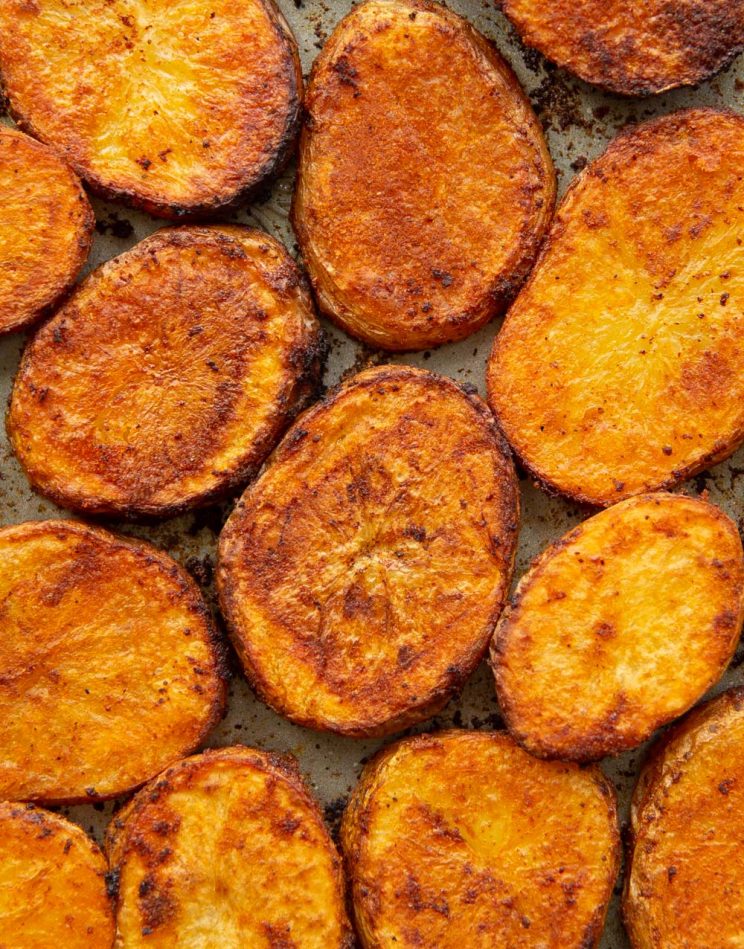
[292,0,555,351]
[8,226,324,519]
[341,730,620,948]
[218,365,519,736]
[0,519,226,803]
[0,802,114,948]
[106,746,352,948]
[501,0,743,96]
[0,126,93,335]
[488,108,744,506]
[493,493,744,761]
[0,0,302,218]
[625,688,744,948]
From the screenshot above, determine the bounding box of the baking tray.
[1,2,742,945]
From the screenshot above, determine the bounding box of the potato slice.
[106,746,352,947]
[341,729,620,948]
[0,0,302,218]
[292,0,555,351]
[218,365,519,736]
[488,109,744,506]
[0,802,114,948]
[0,519,226,803]
[493,493,744,761]
[0,126,92,335]
[501,0,743,96]
[625,688,744,948]
[8,226,324,519]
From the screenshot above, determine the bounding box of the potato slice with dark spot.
[0,519,226,803]
[493,493,744,761]
[8,226,324,519]
[488,109,744,507]
[218,365,519,737]
[0,127,92,335]
[106,746,352,948]
[0,0,302,219]
[292,0,555,351]
[341,730,620,948]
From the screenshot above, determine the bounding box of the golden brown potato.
[341,729,620,948]
[493,493,744,761]
[0,802,114,949]
[8,226,324,519]
[0,0,302,219]
[624,688,744,948]
[501,0,743,96]
[0,126,92,335]
[218,365,519,736]
[488,109,744,507]
[106,746,352,948]
[292,0,555,351]
[0,519,226,803]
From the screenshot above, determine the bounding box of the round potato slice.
[0,519,226,803]
[625,688,744,948]
[0,802,114,948]
[0,0,302,218]
[292,0,555,351]
[106,746,352,948]
[501,0,743,96]
[218,365,519,736]
[492,493,744,761]
[341,730,620,948]
[8,226,324,519]
[488,108,744,507]
[0,126,92,335]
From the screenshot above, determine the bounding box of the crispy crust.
[488,108,744,507]
[0,126,93,335]
[501,0,744,96]
[292,0,555,351]
[0,519,227,803]
[492,493,744,761]
[624,688,744,947]
[0,0,302,219]
[7,226,325,520]
[218,364,519,737]
[106,746,353,947]
[341,729,620,948]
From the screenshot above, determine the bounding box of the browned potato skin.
[0,127,93,335]
[0,519,226,804]
[8,226,325,520]
[218,365,519,737]
[341,730,620,948]
[492,493,744,762]
[501,0,744,96]
[0,0,302,219]
[624,688,744,948]
[488,109,744,507]
[292,0,555,351]
[106,746,353,948]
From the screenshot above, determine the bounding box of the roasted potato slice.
[0,0,302,219]
[341,729,620,948]
[0,519,226,803]
[292,0,555,351]
[0,802,114,948]
[501,0,743,96]
[488,109,744,507]
[0,126,92,336]
[624,688,744,948]
[106,746,352,948]
[218,365,519,736]
[493,493,744,761]
[8,226,324,519]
